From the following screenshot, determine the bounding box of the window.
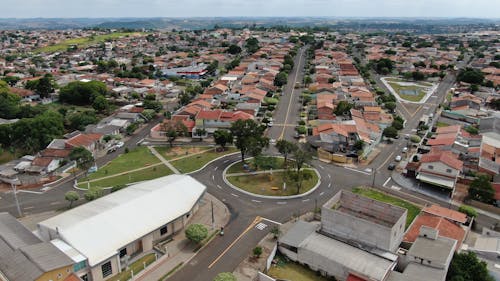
[160,226,168,236]
[446,168,452,173]
[73,260,87,272]
[428,165,434,169]
[57,273,62,279]
[119,248,127,258]
[101,261,112,278]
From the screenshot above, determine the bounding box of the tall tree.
[446,252,494,281]
[69,147,94,176]
[92,95,110,114]
[213,129,233,150]
[468,175,495,204]
[194,128,207,141]
[276,139,297,168]
[230,119,268,163]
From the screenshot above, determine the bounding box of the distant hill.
[0,17,498,31]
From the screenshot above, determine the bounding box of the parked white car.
[395,155,402,162]
[115,141,125,148]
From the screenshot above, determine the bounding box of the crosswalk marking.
[255,222,267,230]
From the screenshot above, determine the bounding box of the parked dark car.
[388,163,396,170]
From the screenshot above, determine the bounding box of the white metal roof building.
[37,175,206,267]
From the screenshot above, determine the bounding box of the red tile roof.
[423,205,467,224]
[493,183,500,201]
[32,157,55,167]
[346,274,367,281]
[420,151,463,170]
[64,273,83,281]
[41,149,71,158]
[404,213,465,251]
[66,133,102,148]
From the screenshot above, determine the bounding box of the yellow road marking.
[280,49,304,140]
[208,216,262,269]
[410,105,423,118]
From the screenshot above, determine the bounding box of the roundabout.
[222,156,322,199]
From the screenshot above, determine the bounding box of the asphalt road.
[0,50,497,281]
[0,116,162,216]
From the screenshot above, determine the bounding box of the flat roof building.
[37,175,206,281]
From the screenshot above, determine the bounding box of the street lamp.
[8,178,22,217]
[372,169,377,188]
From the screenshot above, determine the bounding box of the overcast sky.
[2,0,498,18]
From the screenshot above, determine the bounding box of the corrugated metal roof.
[38,175,206,267]
[0,212,41,250]
[299,232,395,281]
[279,220,318,248]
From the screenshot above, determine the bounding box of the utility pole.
[211,201,215,230]
[372,169,377,188]
[11,181,22,217]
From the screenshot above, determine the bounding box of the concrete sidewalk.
[134,193,230,281]
[148,146,181,174]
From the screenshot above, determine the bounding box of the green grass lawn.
[268,254,329,281]
[170,148,237,173]
[35,32,145,53]
[106,253,156,281]
[387,81,427,102]
[226,170,318,196]
[352,187,421,229]
[436,121,450,127]
[78,165,173,189]
[0,149,21,165]
[79,147,160,183]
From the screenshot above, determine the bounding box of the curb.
[380,77,438,105]
[186,151,241,175]
[222,158,322,200]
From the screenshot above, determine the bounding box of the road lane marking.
[318,165,324,170]
[391,185,401,191]
[327,174,331,179]
[223,159,230,164]
[231,193,239,198]
[319,192,325,196]
[214,166,218,171]
[383,177,391,187]
[261,217,283,225]
[344,166,371,175]
[217,185,222,189]
[208,216,262,268]
[277,201,287,205]
[378,151,396,171]
[212,175,215,181]
[18,190,44,194]
[280,49,304,139]
[302,198,310,202]
[255,222,267,230]
[328,183,331,188]
[251,199,262,203]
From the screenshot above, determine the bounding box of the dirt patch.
[163,146,205,157]
[453,183,468,203]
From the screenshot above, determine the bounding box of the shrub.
[458,205,477,218]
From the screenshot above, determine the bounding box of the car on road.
[395,155,402,162]
[267,122,273,127]
[404,134,410,140]
[388,163,396,170]
[402,147,408,153]
[107,146,117,154]
[115,141,124,148]
[88,165,98,173]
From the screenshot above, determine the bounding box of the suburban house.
[388,226,457,281]
[403,205,469,251]
[416,151,464,190]
[478,132,500,175]
[64,133,104,157]
[193,109,254,135]
[37,175,206,281]
[278,190,407,281]
[0,212,75,281]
